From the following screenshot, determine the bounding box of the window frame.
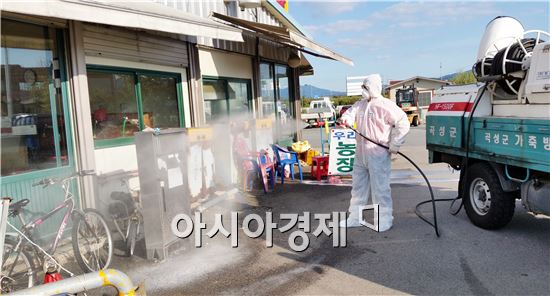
[87,65,185,149]
[259,61,296,146]
[0,20,76,179]
[201,75,253,120]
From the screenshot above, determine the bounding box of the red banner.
[428,102,473,112]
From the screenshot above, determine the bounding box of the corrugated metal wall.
[82,23,189,68]
[153,0,281,26]
[153,0,283,58]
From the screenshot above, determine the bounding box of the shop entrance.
[1,19,77,236]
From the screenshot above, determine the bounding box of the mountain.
[439,72,458,81]
[300,84,346,98]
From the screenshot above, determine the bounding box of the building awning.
[2,0,244,42]
[211,12,353,66]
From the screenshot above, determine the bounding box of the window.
[1,20,69,176]
[260,63,275,117]
[87,67,184,148]
[418,91,432,107]
[202,77,251,122]
[259,62,296,146]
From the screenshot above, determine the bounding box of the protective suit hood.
[363,74,383,99]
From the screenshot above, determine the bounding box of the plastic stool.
[311,156,329,181]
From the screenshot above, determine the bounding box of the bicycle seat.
[110,191,136,212]
[9,198,30,215]
[110,191,132,202]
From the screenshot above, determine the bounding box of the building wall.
[389,80,448,100]
[198,49,253,79]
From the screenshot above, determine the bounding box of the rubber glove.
[389,143,400,154]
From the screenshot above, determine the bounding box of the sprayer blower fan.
[477,30,549,95]
[491,35,545,94]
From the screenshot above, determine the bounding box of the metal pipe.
[7,269,136,296]
[505,164,530,183]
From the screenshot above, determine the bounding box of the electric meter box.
[135,128,190,261]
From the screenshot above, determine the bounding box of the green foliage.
[450,71,477,85]
[300,95,361,107]
[331,95,362,106]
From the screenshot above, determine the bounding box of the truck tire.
[463,162,515,229]
[412,117,418,126]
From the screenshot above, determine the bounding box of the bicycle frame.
[15,177,78,265]
[24,198,74,256]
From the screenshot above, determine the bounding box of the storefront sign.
[328,129,356,176]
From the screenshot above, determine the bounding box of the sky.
[286,1,550,91]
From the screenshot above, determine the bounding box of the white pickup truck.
[301,97,336,127]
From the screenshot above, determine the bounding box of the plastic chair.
[232,134,258,191]
[311,155,329,181]
[271,144,303,184]
[257,152,276,193]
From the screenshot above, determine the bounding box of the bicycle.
[1,170,113,292]
[108,190,143,257]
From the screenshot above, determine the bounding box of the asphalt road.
[104,126,549,296]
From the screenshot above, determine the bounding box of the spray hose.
[344,84,488,237]
[347,126,441,237]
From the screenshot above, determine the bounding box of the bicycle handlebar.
[32,170,96,188]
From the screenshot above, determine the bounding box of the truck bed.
[427,116,550,173]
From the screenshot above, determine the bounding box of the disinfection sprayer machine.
[426,16,550,229]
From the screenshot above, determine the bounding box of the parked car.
[301,97,336,127]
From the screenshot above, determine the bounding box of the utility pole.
[439,62,442,80]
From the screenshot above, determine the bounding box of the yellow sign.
[187,127,213,142]
[255,118,273,129]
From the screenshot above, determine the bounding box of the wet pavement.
[77,127,549,295]
[102,180,550,296]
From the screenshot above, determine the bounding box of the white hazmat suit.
[340,74,410,231]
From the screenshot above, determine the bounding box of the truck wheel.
[463,163,515,229]
[412,117,418,126]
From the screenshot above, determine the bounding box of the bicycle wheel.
[1,238,36,293]
[72,209,113,272]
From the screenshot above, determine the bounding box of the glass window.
[203,79,228,122]
[202,78,251,122]
[228,81,250,116]
[87,68,184,147]
[259,62,296,145]
[418,92,432,107]
[140,75,180,129]
[88,71,138,140]
[1,20,68,176]
[260,63,275,118]
[275,65,293,122]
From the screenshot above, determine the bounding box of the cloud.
[371,2,500,29]
[309,1,501,50]
[308,2,499,35]
[307,1,362,17]
[305,19,373,35]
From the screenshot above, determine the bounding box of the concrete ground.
[92,126,550,295]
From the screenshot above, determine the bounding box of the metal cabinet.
[135,128,190,261]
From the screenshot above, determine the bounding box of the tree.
[451,71,477,85]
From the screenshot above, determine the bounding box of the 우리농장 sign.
[328,129,356,175]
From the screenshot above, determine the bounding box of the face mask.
[362,88,371,100]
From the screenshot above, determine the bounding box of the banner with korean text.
[328,128,356,176]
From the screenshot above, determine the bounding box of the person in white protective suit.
[339,74,410,231]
